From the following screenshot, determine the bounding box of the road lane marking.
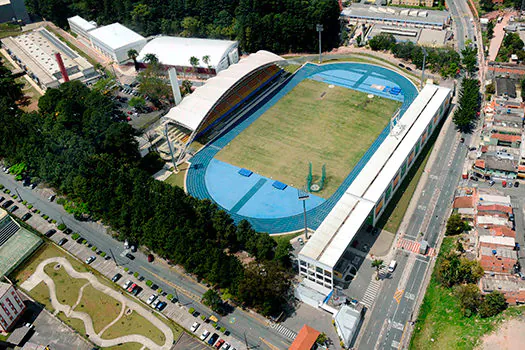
[393,289,404,304]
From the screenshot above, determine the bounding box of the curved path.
[21,257,174,350]
[187,62,418,233]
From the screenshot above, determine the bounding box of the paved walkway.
[21,257,174,350]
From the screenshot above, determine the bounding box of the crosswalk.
[361,277,382,308]
[268,322,297,340]
[397,238,436,256]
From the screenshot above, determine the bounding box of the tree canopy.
[25,0,341,54]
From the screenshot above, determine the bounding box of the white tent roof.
[68,15,96,31]
[300,84,451,268]
[137,36,237,69]
[89,23,146,50]
[163,50,284,131]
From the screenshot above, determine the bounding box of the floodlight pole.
[420,47,427,90]
[317,24,324,64]
[298,189,310,239]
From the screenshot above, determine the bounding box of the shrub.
[124,267,129,272]
[0,184,4,189]
[35,209,39,213]
[100,252,106,257]
[43,215,49,220]
[56,198,66,205]
[167,294,173,300]
[22,200,27,205]
[157,288,163,294]
[51,219,57,224]
[57,223,66,231]
[200,315,206,321]
[27,205,33,209]
[211,322,217,328]
[71,233,80,240]
[81,239,87,244]
[12,195,17,199]
[188,307,195,314]
[134,272,139,277]
[146,280,153,287]
[220,327,226,333]
[91,246,97,251]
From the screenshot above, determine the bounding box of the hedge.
[146,280,153,287]
[91,246,97,251]
[12,195,17,199]
[22,200,27,205]
[157,288,163,294]
[43,215,49,220]
[189,307,195,314]
[0,184,4,189]
[81,239,87,244]
[124,267,129,272]
[100,252,106,257]
[57,223,66,231]
[167,294,173,300]
[27,204,33,209]
[51,219,57,224]
[200,315,206,321]
[71,233,80,240]
[133,272,139,277]
[220,327,226,333]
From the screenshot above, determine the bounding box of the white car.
[122,280,132,289]
[221,342,230,350]
[151,299,160,308]
[200,329,210,340]
[190,322,200,332]
[147,294,157,305]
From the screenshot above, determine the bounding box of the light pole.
[420,47,428,90]
[298,189,310,239]
[316,24,324,64]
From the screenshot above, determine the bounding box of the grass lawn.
[103,344,143,350]
[0,23,21,39]
[272,231,302,245]
[216,79,401,198]
[410,237,525,350]
[74,285,122,334]
[164,163,190,189]
[101,310,166,346]
[58,312,86,335]
[43,263,89,306]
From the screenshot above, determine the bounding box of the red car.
[215,339,225,349]
[127,283,137,293]
[147,254,154,262]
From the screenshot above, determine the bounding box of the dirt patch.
[478,317,525,350]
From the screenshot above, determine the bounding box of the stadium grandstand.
[297,84,452,296]
[161,50,287,162]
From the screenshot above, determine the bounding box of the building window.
[316,274,323,280]
[316,267,323,274]
[324,270,331,277]
[300,267,307,273]
[324,277,331,282]
[300,260,306,266]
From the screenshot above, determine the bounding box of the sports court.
[187,62,418,233]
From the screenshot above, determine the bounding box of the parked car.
[45,229,56,237]
[220,342,230,350]
[122,280,132,289]
[200,329,210,341]
[190,322,200,332]
[1,200,13,208]
[215,339,225,349]
[147,294,157,305]
[131,286,142,296]
[58,238,68,246]
[112,273,122,282]
[130,245,137,252]
[30,183,37,189]
[508,182,513,188]
[48,194,56,202]
[127,283,137,293]
[147,254,154,262]
[156,301,167,310]
[489,180,495,186]
[21,213,32,221]
[208,333,219,346]
[8,205,18,213]
[469,176,478,181]
[515,182,520,188]
[85,256,96,264]
[0,196,4,203]
[125,253,135,260]
[76,236,84,243]
[151,299,160,308]
[63,228,73,235]
[298,237,304,245]
[459,137,465,143]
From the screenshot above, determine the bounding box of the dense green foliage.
[461,46,477,77]
[367,36,460,78]
[25,0,341,54]
[497,32,525,62]
[445,214,470,236]
[436,251,484,288]
[0,57,290,316]
[453,78,480,132]
[479,291,507,318]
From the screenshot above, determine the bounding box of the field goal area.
[215,79,402,198]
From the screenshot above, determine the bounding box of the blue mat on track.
[272,181,287,190]
[238,168,253,177]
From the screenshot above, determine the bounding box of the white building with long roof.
[88,23,147,62]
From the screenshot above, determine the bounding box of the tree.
[316,332,328,345]
[127,49,139,72]
[437,252,484,287]
[202,55,211,69]
[461,46,478,77]
[128,96,146,109]
[202,289,224,314]
[486,82,495,95]
[369,34,396,51]
[454,284,481,317]
[371,259,384,280]
[181,80,193,96]
[446,214,469,236]
[143,53,159,66]
[189,56,200,72]
[479,291,507,318]
[479,0,494,11]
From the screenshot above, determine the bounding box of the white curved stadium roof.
[137,36,238,69]
[164,50,284,132]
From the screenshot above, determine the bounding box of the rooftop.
[341,5,450,26]
[164,50,285,131]
[67,15,97,31]
[138,36,237,69]
[334,305,363,347]
[477,204,513,214]
[289,324,320,350]
[0,281,11,298]
[495,77,517,98]
[453,196,475,209]
[88,23,146,50]
[490,133,522,143]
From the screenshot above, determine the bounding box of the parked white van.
[388,260,397,273]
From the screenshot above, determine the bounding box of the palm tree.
[127,49,139,72]
[144,53,159,66]
[371,259,384,280]
[202,55,211,69]
[189,56,200,72]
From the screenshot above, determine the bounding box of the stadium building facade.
[298,84,452,294]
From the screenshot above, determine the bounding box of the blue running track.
[186,62,418,233]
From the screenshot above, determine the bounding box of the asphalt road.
[448,0,476,52]
[0,171,292,350]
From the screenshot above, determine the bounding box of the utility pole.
[298,189,310,239]
[109,248,119,267]
[420,47,428,90]
[14,188,22,201]
[316,24,323,64]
